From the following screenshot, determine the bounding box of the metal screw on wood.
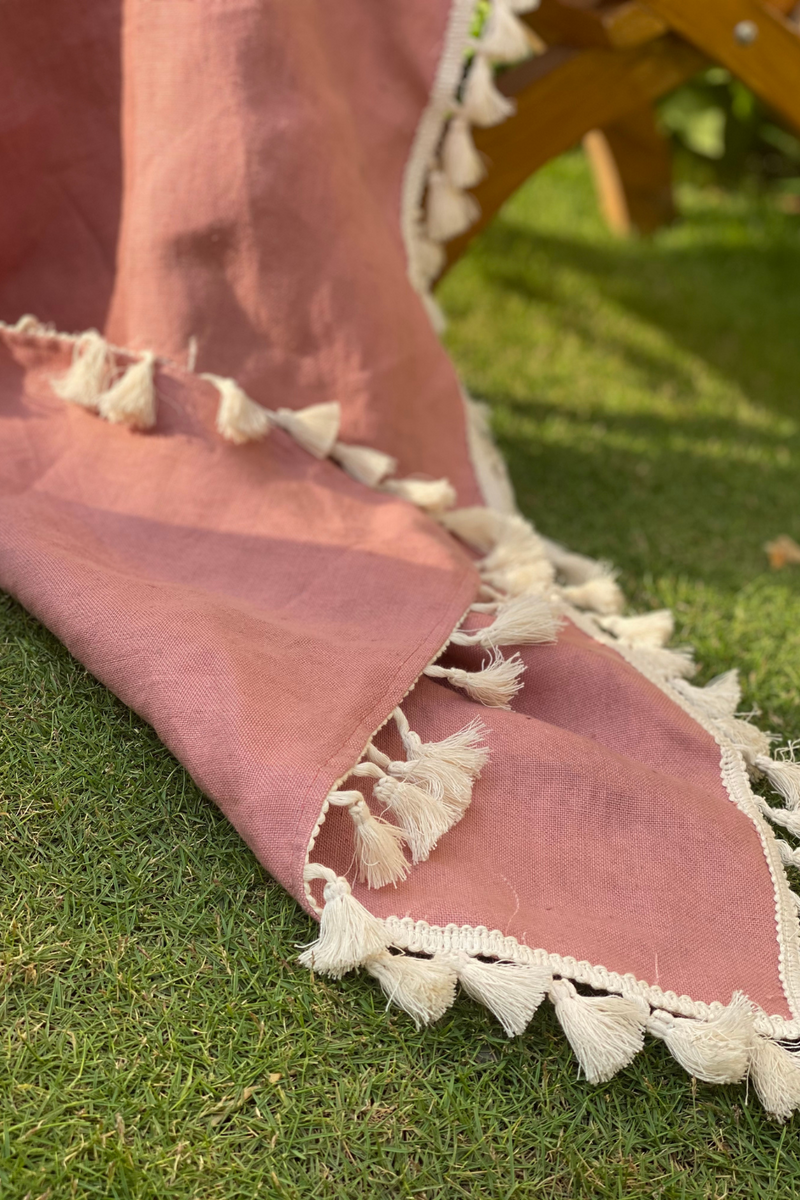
[734,19,759,45]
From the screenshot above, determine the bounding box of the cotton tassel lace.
[387,707,489,807]
[549,979,649,1084]
[327,791,409,888]
[754,753,800,809]
[268,402,340,459]
[330,442,398,487]
[447,953,552,1037]
[366,952,458,1028]
[52,330,113,409]
[98,352,157,430]
[441,115,486,189]
[672,670,741,720]
[748,1036,800,1123]
[425,650,524,708]
[350,761,456,864]
[383,477,457,514]
[477,0,534,63]
[461,53,515,128]
[426,169,480,242]
[647,995,754,1085]
[598,610,674,649]
[452,593,559,649]
[202,373,272,444]
[299,866,390,977]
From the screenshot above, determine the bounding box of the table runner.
[2,0,800,1120]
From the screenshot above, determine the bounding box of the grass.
[2,153,800,1198]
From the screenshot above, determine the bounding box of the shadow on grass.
[473,218,800,423]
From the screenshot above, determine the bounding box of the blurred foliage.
[659,69,800,195]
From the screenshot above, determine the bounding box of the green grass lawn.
[2,154,800,1198]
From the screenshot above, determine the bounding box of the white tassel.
[426,169,480,242]
[461,53,516,128]
[561,577,625,616]
[754,756,800,810]
[748,1036,800,1122]
[425,650,524,708]
[479,0,534,62]
[453,593,559,649]
[441,116,486,189]
[414,235,447,285]
[776,839,800,871]
[549,979,648,1084]
[272,402,340,458]
[647,994,754,1084]
[599,610,674,649]
[540,536,613,587]
[12,313,48,334]
[439,506,508,554]
[507,0,541,12]
[477,515,556,596]
[714,716,772,766]
[366,951,458,1028]
[330,441,398,487]
[328,791,409,889]
[754,797,800,838]
[383,477,457,514]
[672,670,741,720]
[352,763,455,863]
[382,710,489,810]
[449,953,552,1037]
[201,373,271,444]
[299,865,390,977]
[51,330,113,410]
[631,645,697,681]
[421,292,448,335]
[98,352,156,430]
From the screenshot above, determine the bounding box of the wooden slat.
[527,0,668,48]
[644,0,800,131]
[441,36,704,271]
[584,105,675,234]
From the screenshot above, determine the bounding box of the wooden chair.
[441,0,800,274]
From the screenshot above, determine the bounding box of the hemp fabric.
[1,0,799,1092]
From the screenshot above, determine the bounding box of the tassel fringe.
[380,709,489,810]
[98,353,157,430]
[599,610,674,649]
[561,578,625,616]
[461,54,515,128]
[449,953,552,1037]
[549,979,648,1084]
[755,755,800,809]
[672,670,741,720]
[383,477,457,514]
[426,169,480,242]
[425,650,524,708]
[749,1036,800,1122]
[647,994,753,1084]
[366,951,458,1028]
[327,791,409,889]
[331,441,398,487]
[714,716,773,766]
[299,865,390,977]
[272,402,340,458]
[351,761,456,863]
[51,330,113,409]
[478,0,534,63]
[202,373,271,444]
[441,116,486,190]
[453,592,559,649]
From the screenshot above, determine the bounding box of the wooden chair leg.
[584,104,676,236]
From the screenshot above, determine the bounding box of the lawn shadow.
[472,214,800,424]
